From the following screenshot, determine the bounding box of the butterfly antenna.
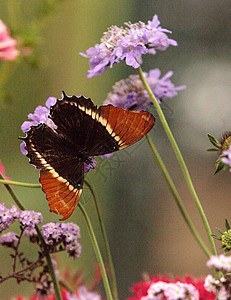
[62,91,67,99]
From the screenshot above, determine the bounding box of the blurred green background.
[0,0,231,299]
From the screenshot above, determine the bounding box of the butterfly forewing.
[49,94,155,156]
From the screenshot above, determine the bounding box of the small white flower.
[207,254,231,272]
[204,274,217,292]
[217,286,229,300]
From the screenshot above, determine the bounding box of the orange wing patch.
[39,170,82,220]
[100,105,155,149]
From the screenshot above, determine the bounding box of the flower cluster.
[104,69,186,111]
[0,19,19,61]
[142,281,199,300]
[80,15,177,78]
[0,204,81,259]
[206,254,231,272]
[19,210,43,228]
[0,203,19,233]
[204,254,231,298]
[20,95,97,173]
[128,275,215,300]
[40,222,81,259]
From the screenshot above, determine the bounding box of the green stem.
[146,134,211,257]
[0,173,62,300]
[138,66,216,255]
[85,180,118,300]
[0,179,40,188]
[78,202,113,300]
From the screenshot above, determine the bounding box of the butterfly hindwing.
[21,124,84,220]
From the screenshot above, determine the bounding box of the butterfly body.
[21,93,155,220]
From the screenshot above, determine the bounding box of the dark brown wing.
[21,124,83,220]
[50,93,155,156]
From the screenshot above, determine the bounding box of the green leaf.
[214,160,225,175]
[224,248,231,253]
[206,148,219,152]
[211,234,222,240]
[225,219,231,230]
[208,133,222,148]
[216,227,224,235]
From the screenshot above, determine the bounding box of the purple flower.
[40,222,81,259]
[20,97,57,155]
[18,210,43,228]
[0,231,18,248]
[21,97,57,133]
[104,69,186,111]
[80,15,177,78]
[221,144,231,171]
[0,203,19,233]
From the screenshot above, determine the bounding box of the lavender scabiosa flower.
[20,97,57,155]
[0,203,19,233]
[104,69,186,111]
[40,222,81,259]
[80,15,177,78]
[21,97,57,133]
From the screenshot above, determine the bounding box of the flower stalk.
[0,178,40,188]
[145,134,211,257]
[78,202,113,300]
[0,172,62,300]
[137,66,217,256]
[85,180,118,300]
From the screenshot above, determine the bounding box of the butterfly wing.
[50,93,155,156]
[21,124,83,220]
[89,104,155,155]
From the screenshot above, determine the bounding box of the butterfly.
[21,92,155,220]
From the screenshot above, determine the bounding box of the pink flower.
[0,159,10,180]
[0,19,19,61]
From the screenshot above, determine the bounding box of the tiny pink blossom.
[0,159,10,180]
[0,19,19,61]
